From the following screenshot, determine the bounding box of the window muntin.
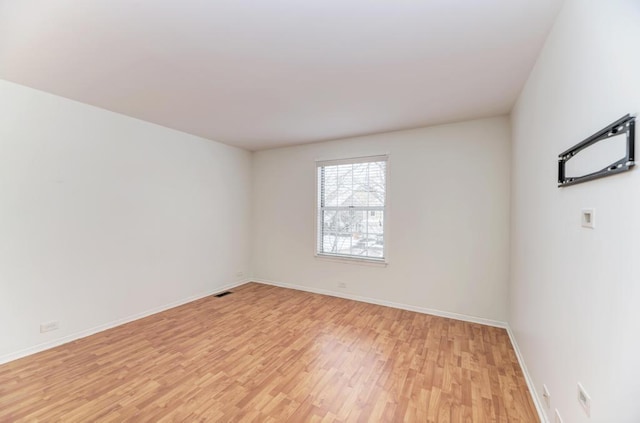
[316,156,387,261]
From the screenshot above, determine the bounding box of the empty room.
[1,0,638,422]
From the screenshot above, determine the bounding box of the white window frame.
[314,154,389,265]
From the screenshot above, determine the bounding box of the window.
[316,155,387,262]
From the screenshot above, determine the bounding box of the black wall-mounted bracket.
[558,114,636,187]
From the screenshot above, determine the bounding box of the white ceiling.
[0,0,562,151]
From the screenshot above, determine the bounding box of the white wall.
[509,0,640,422]
[252,117,511,323]
[0,80,252,362]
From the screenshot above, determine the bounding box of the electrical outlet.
[40,321,59,333]
[236,271,244,278]
[581,208,595,228]
[337,282,347,289]
[577,383,591,417]
[542,384,551,409]
[554,409,563,423]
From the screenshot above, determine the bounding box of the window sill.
[314,254,388,267]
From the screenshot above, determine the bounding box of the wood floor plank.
[0,283,538,422]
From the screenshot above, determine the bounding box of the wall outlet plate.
[542,384,551,409]
[40,321,59,333]
[577,382,591,417]
[581,208,595,228]
[337,282,347,289]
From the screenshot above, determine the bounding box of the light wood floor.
[0,283,538,422]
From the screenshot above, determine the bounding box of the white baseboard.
[0,279,250,365]
[506,326,549,423]
[252,278,507,328]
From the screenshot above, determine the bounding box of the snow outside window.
[316,156,387,262]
